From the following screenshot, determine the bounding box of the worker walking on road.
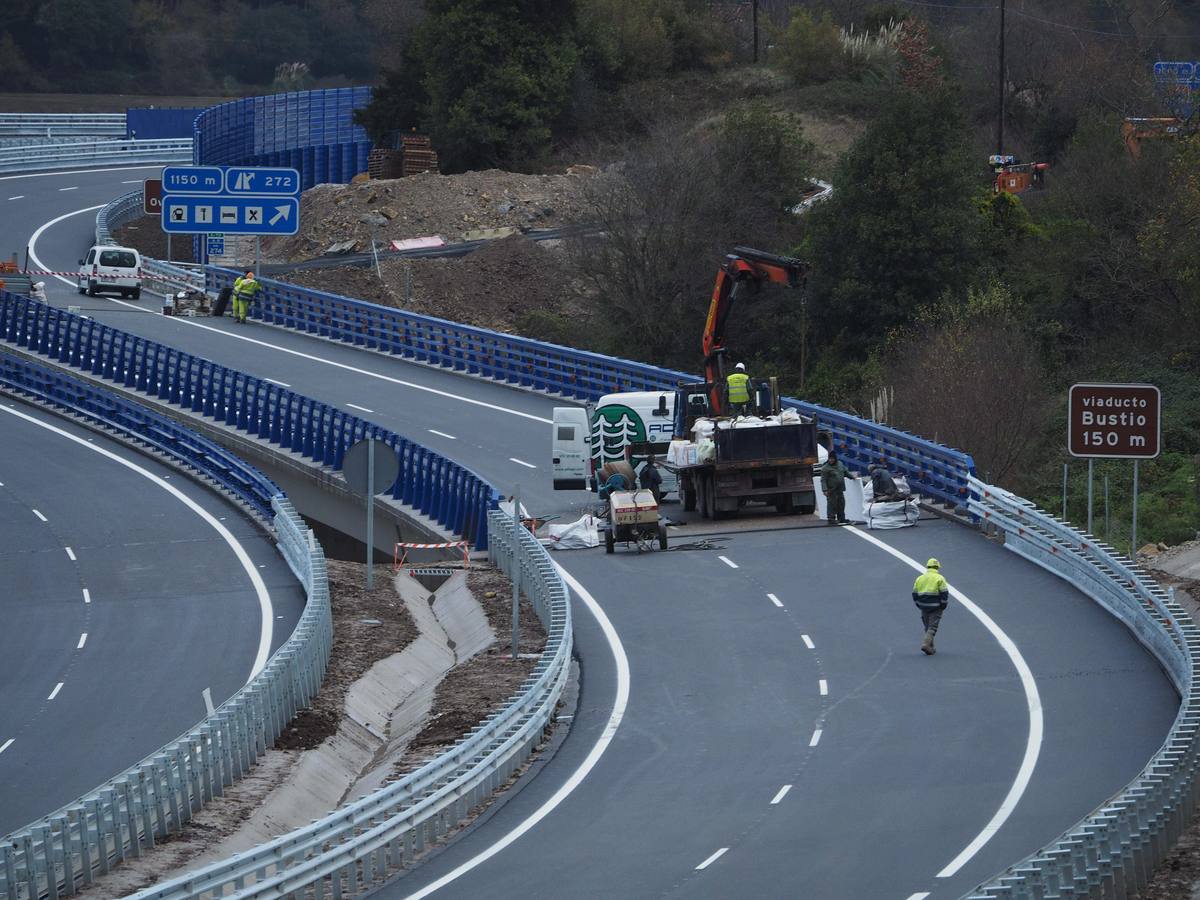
[821,450,849,525]
[912,558,950,655]
[726,362,752,416]
[639,455,664,504]
[231,270,262,324]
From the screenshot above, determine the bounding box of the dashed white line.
[265,378,290,387]
[47,682,63,700]
[801,634,815,649]
[7,195,24,200]
[76,633,87,649]
[0,739,12,754]
[82,588,91,604]
[809,728,822,747]
[906,894,931,900]
[819,679,828,696]
[718,555,739,569]
[58,186,78,191]
[770,784,792,805]
[509,457,537,469]
[65,547,76,561]
[428,429,457,440]
[346,403,374,413]
[694,848,729,870]
[202,687,215,716]
[31,509,47,522]
[121,179,142,184]
[766,592,783,607]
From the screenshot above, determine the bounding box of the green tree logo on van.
[592,404,646,463]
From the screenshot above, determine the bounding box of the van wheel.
[77,284,85,295]
[86,281,96,297]
[131,288,141,300]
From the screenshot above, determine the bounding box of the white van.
[77,245,142,299]
[552,390,679,499]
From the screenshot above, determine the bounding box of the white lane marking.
[120,180,142,184]
[766,592,783,607]
[906,894,931,900]
[346,403,374,413]
[33,211,555,426]
[58,186,78,192]
[0,164,163,183]
[202,687,215,716]
[47,682,63,700]
[802,634,815,649]
[0,739,12,754]
[265,378,290,387]
[1,405,274,681]
[845,525,1043,879]
[718,555,738,569]
[509,457,537,469]
[770,784,792,805]
[76,633,87,649]
[428,429,457,440]
[400,564,629,900]
[65,546,76,561]
[695,848,728,870]
[8,195,24,200]
[809,728,822,747]
[31,509,47,522]
[819,679,828,696]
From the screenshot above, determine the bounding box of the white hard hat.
[735,362,746,371]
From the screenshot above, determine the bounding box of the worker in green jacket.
[726,362,752,415]
[821,450,849,525]
[232,271,262,324]
[912,558,950,655]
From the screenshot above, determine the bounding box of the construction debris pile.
[261,167,600,263]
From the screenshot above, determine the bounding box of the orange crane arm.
[702,246,809,415]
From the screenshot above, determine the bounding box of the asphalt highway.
[1,165,1183,897]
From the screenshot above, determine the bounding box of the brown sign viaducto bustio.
[143,178,162,215]
[1068,383,1161,459]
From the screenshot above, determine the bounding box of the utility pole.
[752,0,759,64]
[997,0,1006,155]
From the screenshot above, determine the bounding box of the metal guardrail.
[130,507,570,899]
[205,267,978,507]
[0,347,333,900]
[0,139,190,175]
[0,113,126,138]
[0,294,498,549]
[966,477,1198,898]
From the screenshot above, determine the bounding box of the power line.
[889,0,1200,41]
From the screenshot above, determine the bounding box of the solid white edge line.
[508,457,537,469]
[399,563,629,900]
[0,164,163,183]
[82,588,90,604]
[809,728,822,747]
[265,378,291,387]
[65,546,76,560]
[30,206,556,427]
[31,508,47,522]
[844,525,1043,879]
[0,739,12,754]
[346,403,374,413]
[770,784,792,805]
[47,682,63,700]
[718,555,738,569]
[1,405,274,681]
[801,634,815,649]
[766,592,783,607]
[695,848,728,870]
[77,633,87,649]
[428,429,457,440]
[819,679,828,696]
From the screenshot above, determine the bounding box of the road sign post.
[343,438,401,591]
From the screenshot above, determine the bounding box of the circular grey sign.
[342,438,401,496]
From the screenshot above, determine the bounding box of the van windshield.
[99,250,136,268]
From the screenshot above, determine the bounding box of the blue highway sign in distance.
[162,166,224,195]
[162,195,300,235]
[225,166,301,196]
[206,234,226,256]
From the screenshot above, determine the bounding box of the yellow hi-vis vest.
[727,372,751,404]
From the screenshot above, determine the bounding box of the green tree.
[577,0,723,85]
[804,89,985,355]
[771,8,844,86]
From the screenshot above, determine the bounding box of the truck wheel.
[605,527,615,554]
[799,502,816,515]
[774,494,794,515]
[682,481,696,512]
[698,476,711,519]
[657,523,668,550]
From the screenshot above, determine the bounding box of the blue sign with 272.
[162,195,299,235]
[224,166,300,196]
